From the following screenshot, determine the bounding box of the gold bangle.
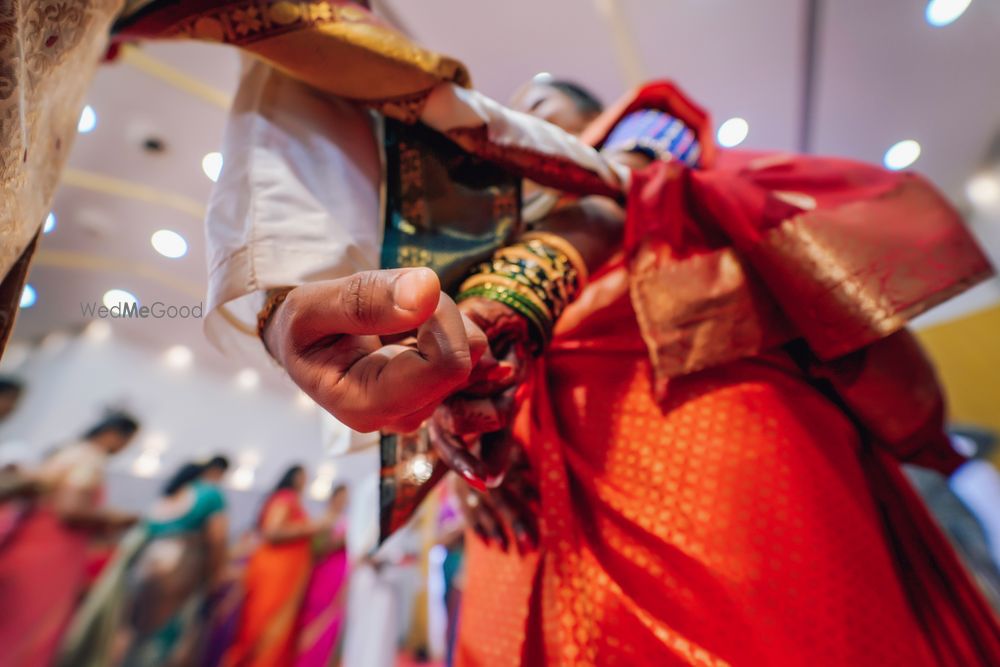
[520,231,589,289]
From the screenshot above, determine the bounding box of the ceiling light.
[19,284,36,309]
[163,345,193,369]
[229,466,255,490]
[131,450,161,478]
[78,105,97,134]
[926,0,973,27]
[82,321,112,342]
[309,475,333,501]
[43,212,56,234]
[202,152,223,182]
[151,229,188,258]
[717,117,749,148]
[883,140,921,171]
[143,431,170,453]
[235,368,260,390]
[966,172,1000,209]
[103,288,138,310]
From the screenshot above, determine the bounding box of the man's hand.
[264,268,487,433]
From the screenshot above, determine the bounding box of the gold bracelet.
[519,231,590,290]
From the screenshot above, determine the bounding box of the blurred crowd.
[0,377,467,667]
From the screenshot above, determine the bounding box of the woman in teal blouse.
[59,457,231,667]
[121,458,230,666]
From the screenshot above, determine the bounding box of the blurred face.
[202,465,227,484]
[0,390,21,421]
[329,488,348,514]
[97,429,137,456]
[509,82,594,136]
[292,468,307,492]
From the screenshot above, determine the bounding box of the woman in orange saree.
[223,465,328,667]
[444,80,1000,666]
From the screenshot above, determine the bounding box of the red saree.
[457,84,1000,666]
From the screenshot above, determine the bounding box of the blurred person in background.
[0,376,32,503]
[59,456,231,667]
[202,526,260,667]
[437,485,467,667]
[120,456,231,666]
[0,377,29,507]
[294,485,350,667]
[0,411,140,667]
[0,376,24,422]
[223,465,332,667]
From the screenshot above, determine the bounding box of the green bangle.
[456,284,552,351]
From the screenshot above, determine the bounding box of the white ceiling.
[11,0,1000,379]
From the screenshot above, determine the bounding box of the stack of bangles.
[455,231,589,353]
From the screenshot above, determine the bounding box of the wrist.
[455,234,587,353]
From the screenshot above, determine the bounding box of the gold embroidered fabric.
[0,0,123,281]
[630,174,993,383]
[750,176,993,360]
[115,0,470,123]
[628,240,793,393]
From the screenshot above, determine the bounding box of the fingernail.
[484,471,506,490]
[393,268,436,311]
[461,469,488,494]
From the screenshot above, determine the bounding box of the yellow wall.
[917,305,1000,443]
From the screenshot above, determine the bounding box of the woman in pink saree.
[294,485,349,667]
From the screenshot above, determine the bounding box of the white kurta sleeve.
[203,57,383,361]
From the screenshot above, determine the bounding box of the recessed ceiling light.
[229,466,255,490]
[235,368,260,390]
[717,117,749,148]
[966,172,1000,209]
[43,212,56,234]
[103,288,138,310]
[883,140,921,171]
[309,476,333,501]
[926,0,973,27]
[202,152,223,182]
[19,284,36,309]
[151,229,188,259]
[78,105,97,134]
[143,431,170,452]
[163,345,193,369]
[83,320,112,342]
[131,450,161,478]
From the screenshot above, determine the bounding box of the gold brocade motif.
[630,175,993,386]
[628,240,792,392]
[116,0,470,123]
[0,0,123,281]
[754,177,993,360]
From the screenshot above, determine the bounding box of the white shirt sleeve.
[203,57,383,361]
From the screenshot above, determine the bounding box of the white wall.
[0,328,378,531]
